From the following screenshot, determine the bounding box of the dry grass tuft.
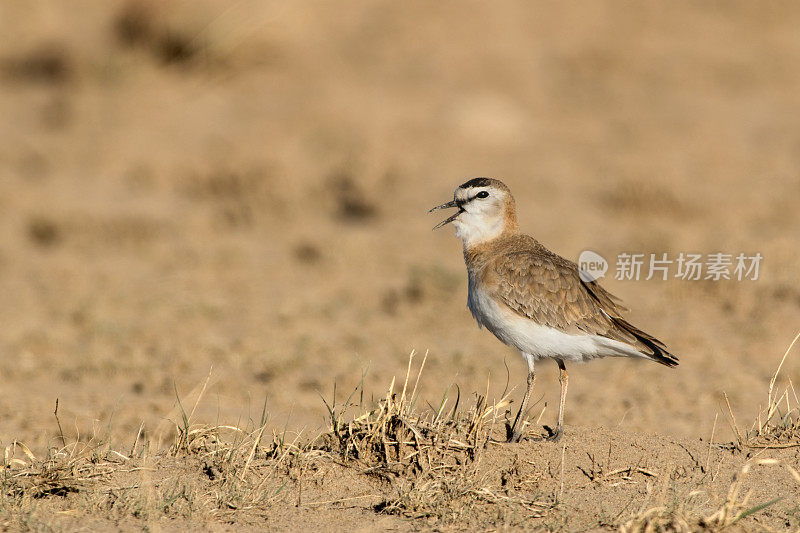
[621,459,789,533]
[729,332,800,449]
[317,351,500,468]
[163,373,307,516]
[313,351,553,523]
[3,440,95,500]
[0,376,297,525]
[1,433,155,530]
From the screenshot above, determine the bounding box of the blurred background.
[1,1,799,451]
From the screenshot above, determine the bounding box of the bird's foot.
[505,422,519,442]
[505,419,527,443]
[544,425,563,442]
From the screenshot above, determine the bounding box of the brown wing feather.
[488,246,678,366]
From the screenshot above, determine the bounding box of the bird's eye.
[476,191,489,199]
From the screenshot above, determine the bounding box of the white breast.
[467,278,643,363]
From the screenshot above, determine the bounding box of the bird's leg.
[547,359,568,441]
[508,354,535,442]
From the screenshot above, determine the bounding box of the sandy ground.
[1,1,800,530]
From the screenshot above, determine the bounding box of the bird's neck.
[458,210,520,256]
[456,201,519,246]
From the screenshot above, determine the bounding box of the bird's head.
[429,177,519,247]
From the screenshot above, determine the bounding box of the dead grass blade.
[744,331,800,448]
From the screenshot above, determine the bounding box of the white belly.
[467,283,642,363]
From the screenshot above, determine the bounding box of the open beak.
[429,199,462,229]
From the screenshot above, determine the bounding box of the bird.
[429,177,678,442]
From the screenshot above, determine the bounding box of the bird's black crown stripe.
[460,177,494,189]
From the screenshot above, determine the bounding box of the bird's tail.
[611,316,679,367]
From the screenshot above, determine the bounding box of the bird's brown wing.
[488,249,627,338]
[487,248,677,366]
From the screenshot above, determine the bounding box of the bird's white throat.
[453,212,505,248]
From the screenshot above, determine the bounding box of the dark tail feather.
[612,317,679,367]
